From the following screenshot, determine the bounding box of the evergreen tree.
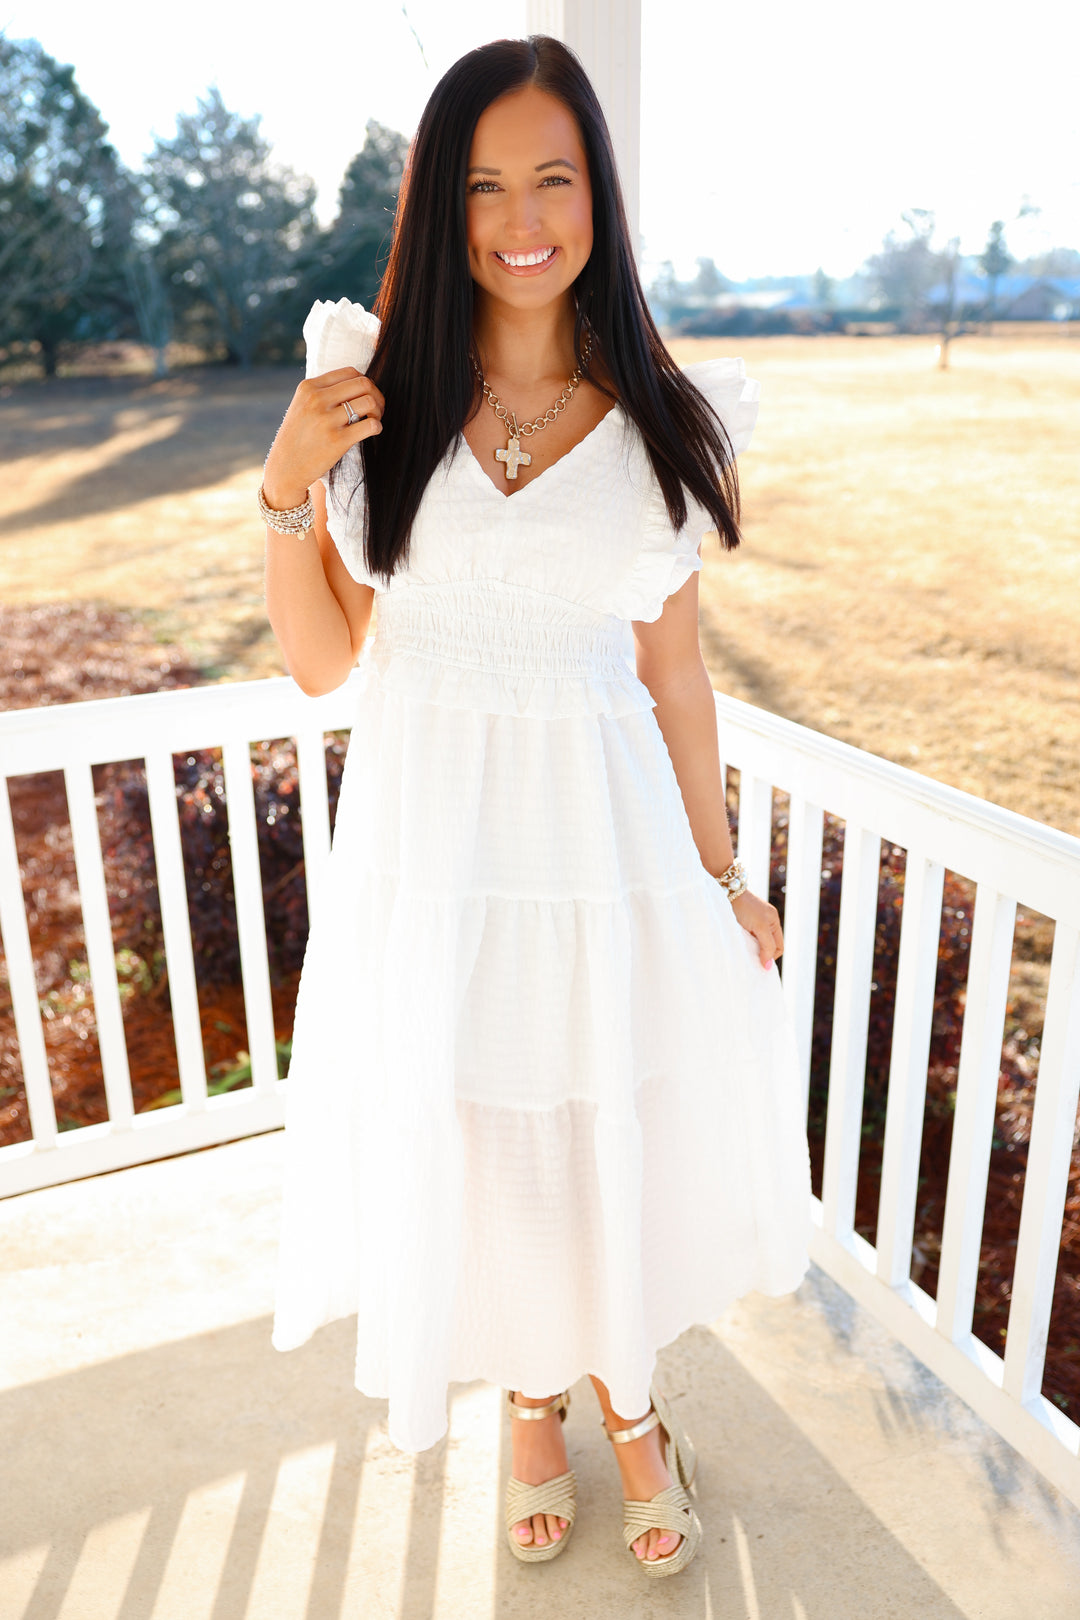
[0,36,133,373]
[978,220,1013,319]
[302,120,410,312]
[812,267,835,308]
[146,88,316,366]
[691,255,728,302]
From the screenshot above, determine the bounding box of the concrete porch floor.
[2,1130,1079,1620]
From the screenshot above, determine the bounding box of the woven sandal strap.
[507,1390,570,1422]
[621,1484,695,1549]
[505,1470,577,1530]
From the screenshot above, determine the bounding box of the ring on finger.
[342,399,360,425]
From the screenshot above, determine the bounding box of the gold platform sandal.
[603,1384,702,1577]
[504,1390,577,1563]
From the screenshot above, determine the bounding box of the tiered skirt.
[272,582,811,1452]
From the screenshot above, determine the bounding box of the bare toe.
[649,1529,680,1560]
[532,1512,548,1546]
[514,1519,532,1544]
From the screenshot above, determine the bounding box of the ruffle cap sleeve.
[605,489,704,624]
[302,298,382,588]
[303,296,380,381]
[682,355,760,457]
[606,357,759,623]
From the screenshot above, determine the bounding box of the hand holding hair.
[263,365,384,513]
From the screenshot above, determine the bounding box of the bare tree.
[936,237,962,368]
[1021,246,1080,277]
[865,209,939,330]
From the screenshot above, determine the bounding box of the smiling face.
[465,84,593,311]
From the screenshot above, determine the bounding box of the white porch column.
[525,0,642,255]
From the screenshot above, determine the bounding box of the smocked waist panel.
[373,582,626,679]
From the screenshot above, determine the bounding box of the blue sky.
[4,0,1078,280]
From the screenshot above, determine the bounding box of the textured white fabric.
[272,298,811,1452]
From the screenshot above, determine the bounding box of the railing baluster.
[1003,923,1080,1406]
[781,795,824,1111]
[0,777,57,1149]
[876,853,946,1288]
[64,763,133,1130]
[821,823,881,1242]
[295,727,332,926]
[735,771,772,898]
[935,886,1017,1345]
[144,750,208,1109]
[221,738,279,1094]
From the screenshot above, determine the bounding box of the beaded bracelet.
[258,483,314,535]
[714,857,749,901]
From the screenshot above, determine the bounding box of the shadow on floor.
[2,1311,974,1620]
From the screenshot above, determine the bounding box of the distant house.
[929,271,992,309]
[1000,277,1080,320]
[654,268,1080,334]
[927,271,1080,320]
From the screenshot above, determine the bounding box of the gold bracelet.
[714,857,749,900]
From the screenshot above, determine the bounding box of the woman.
[263,35,810,1577]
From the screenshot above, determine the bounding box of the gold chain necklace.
[474,334,593,481]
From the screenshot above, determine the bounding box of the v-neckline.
[459,403,623,502]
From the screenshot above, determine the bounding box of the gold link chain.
[474,334,593,440]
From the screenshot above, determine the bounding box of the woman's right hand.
[730,888,784,967]
[262,366,384,511]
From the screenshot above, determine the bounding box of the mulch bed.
[0,603,1076,1421]
[0,604,298,1139]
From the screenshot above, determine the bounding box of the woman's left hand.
[730,890,784,967]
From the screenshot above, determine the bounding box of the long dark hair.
[344,34,741,581]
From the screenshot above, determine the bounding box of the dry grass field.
[2,328,1077,832]
[676,329,1080,838]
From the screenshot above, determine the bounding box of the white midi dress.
[271,297,812,1452]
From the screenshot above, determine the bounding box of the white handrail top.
[0,673,362,773]
[1,673,1076,899]
[714,690,1080,898]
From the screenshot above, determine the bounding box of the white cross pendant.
[495,435,532,480]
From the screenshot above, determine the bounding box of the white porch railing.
[0,678,358,1190]
[715,691,1080,1512]
[1,674,1078,1511]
